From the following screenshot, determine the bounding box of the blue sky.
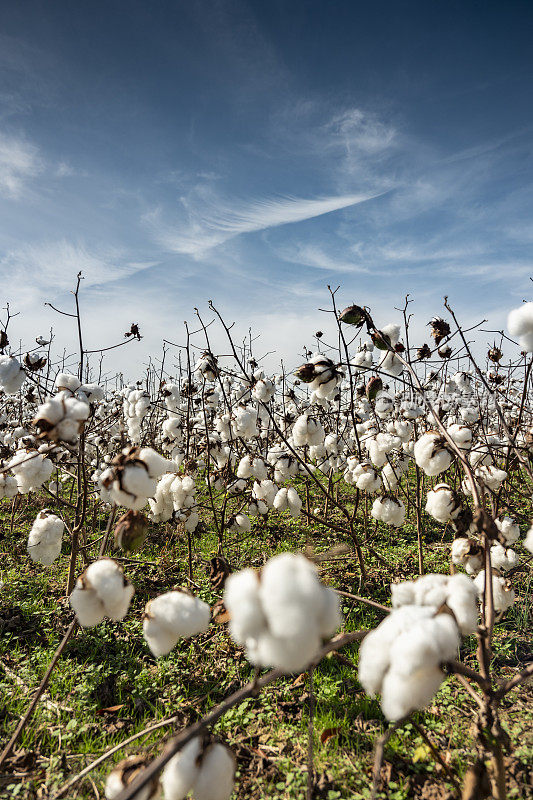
[1,0,532,374]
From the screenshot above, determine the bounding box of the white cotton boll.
[317,587,342,637]
[390,573,478,636]
[55,372,81,392]
[371,496,405,527]
[162,738,201,800]
[473,571,515,613]
[251,458,268,480]
[254,628,321,673]
[460,406,479,423]
[447,424,473,451]
[236,455,253,478]
[351,348,373,372]
[476,465,507,491]
[379,351,403,377]
[414,432,453,476]
[495,516,520,545]
[0,355,25,394]
[224,569,266,644]
[425,484,461,523]
[525,525,533,554]
[380,664,445,722]
[259,554,324,640]
[507,302,533,351]
[353,462,381,493]
[191,743,235,800]
[27,511,64,565]
[143,591,210,656]
[452,372,472,393]
[85,559,134,620]
[253,479,277,508]
[273,487,289,512]
[105,759,157,800]
[0,473,18,499]
[287,487,302,517]
[490,544,518,572]
[138,448,170,478]
[70,583,105,627]
[374,393,394,418]
[122,464,156,497]
[451,538,483,575]
[365,439,388,468]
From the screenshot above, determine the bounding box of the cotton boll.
[162,738,201,800]
[254,628,321,673]
[353,462,381,493]
[525,524,533,554]
[380,664,445,721]
[495,516,520,545]
[460,406,479,424]
[371,496,405,527]
[451,538,483,575]
[0,473,19,499]
[287,487,302,517]
[425,483,461,523]
[224,569,266,644]
[317,587,342,637]
[447,424,473,451]
[414,432,453,476]
[236,455,253,479]
[105,756,159,800]
[379,350,403,378]
[27,511,64,565]
[192,743,235,800]
[507,302,533,351]
[475,465,507,491]
[473,571,515,613]
[273,487,289,512]
[70,583,106,627]
[86,559,134,620]
[490,544,518,572]
[138,448,171,479]
[143,591,210,657]
[390,573,477,635]
[55,372,81,392]
[0,355,26,394]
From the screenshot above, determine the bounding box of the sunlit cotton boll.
[143,590,210,657]
[425,484,461,524]
[390,573,478,635]
[352,462,381,493]
[507,302,533,351]
[525,524,533,554]
[27,510,64,565]
[105,756,160,800]
[70,558,134,627]
[495,516,520,545]
[451,537,484,575]
[358,605,460,721]
[0,355,26,394]
[371,496,406,527]
[0,473,18,499]
[473,570,515,613]
[414,432,453,476]
[447,424,473,451]
[162,738,235,800]
[8,448,54,493]
[33,393,90,444]
[490,544,518,572]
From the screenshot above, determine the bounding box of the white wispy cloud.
[147,190,383,257]
[0,132,42,196]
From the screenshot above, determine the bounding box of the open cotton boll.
[138,448,171,478]
[0,355,26,394]
[460,406,479,423]
[379,351,403,377]
[473,571,515,613]
[391,573,478,635]
[351,347,373,372]
[490,544,519,572]
[352,462,381,493]
[286,487,302,517]
[55,372,81,392]
[224,569,267,644]
[161,737,201,800]
[475,465,507,491]
[451,538,483,575]
[0,473,18,499]
[495,516,520,545]
[105,756,159,800]
[8,448,54,493]
[192,743,235,800]
[143,590,210,657]
[33,393,90,444]
[253,479,277,508]
[525,525,533,554]
[447,424,473,451]
[414,432,453,476]
[371,496,405,527]
[236,455,253,478]
[425,483,461,523]
[70,559,134,626]
[254,628,321,673]
[27,511,64,565]
[507,302,533,351]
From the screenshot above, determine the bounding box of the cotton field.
[0,287,532,800]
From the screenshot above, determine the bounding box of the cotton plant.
[371,495,406,527]
[123,387,151,443]
[223,553,341,673]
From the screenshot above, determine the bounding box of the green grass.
[0,480,531,800]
